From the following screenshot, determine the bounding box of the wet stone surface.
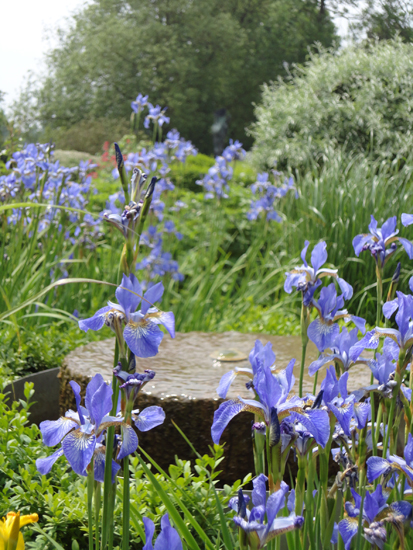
[61,331,372,483]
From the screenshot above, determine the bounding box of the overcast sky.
[1,0,348,110]
[1,0,90,108]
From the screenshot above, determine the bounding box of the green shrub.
[251,38,413,170]
[48,118,130,156]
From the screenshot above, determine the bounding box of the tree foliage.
[351,0,413,41]
[30,0,337,153]
[250,38,413,170]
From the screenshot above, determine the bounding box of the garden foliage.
[251,38,413,169]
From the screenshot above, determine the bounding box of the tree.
[342,0,413,42]
[27,0,337,153]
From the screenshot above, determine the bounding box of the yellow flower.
[0,512,38,550]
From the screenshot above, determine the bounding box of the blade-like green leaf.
[137,454,203,550]
[212,484,234,550]
[138,448,215,550]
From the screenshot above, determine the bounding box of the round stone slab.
[60,331,372,482]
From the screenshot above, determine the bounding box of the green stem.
[94,482,101,550]
[312,370,319,396]
[299,303,309,398]
[88,464,94,550]
[101,343,120,550]
[299,341,308,399]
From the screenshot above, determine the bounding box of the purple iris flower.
[308,327,373,376]
[231,476,303,549]
[284,241,353,307]
[307,284,366,353]
[211,363,330,448]
[216,340,278,399]
[350,291,413,360]
[320,367,370,436]
[144,104,170,129]
[78,273,175,358]
[367,433,413,485]
[36,374,165,481]
[221,139,246,162]
[338,485,411,550]
[143,514,182,550]
[131,93,149,114]
[353,215,413,267]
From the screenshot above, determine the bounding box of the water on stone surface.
[65,332,372,400]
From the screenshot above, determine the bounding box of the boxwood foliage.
[250,37,413,170]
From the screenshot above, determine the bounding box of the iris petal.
[338,517,359,550]
[211,399,245,444]
[124,318,164,358]
[36,447,64,474]
[117,424,139,460]
[134,406,165,432]
[141,282,164,315]
[39,416,78,447]
[78,305,111,332]
[62,430,96,475]
[90,377,113,428]
[154,526,183,550]
[143,517,155,550]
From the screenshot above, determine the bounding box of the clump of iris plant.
[36,372,164,480]
[284,240,353,396]
[230,477,304,549]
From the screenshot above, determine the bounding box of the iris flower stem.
[266,431,273,491]
[376,267,383,330]
[94,482,101,550]
[370,394,378,457]
[312,370,318,397]
[299,342,307,399]
[121,400,133,550]
[295,455,306,518]
[303,453,316,550]
[101,342,120,550]
[87,464,94,550]
[383,394,396,459]
[355,485,365,550]
[299,303,309,398]
[122,455,130,550]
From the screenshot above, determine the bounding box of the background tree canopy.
[30,0,337,154]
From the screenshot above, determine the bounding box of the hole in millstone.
[209,349,248,362]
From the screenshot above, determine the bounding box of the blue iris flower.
[353,215,413,267]
[78,273,175,358]
[307,283,366,353]
[284,241,353,307]
[320,367,370,436]
[216,340,279,399]
[367,433,413,485]
[144,104,170,129]
[143,514,182,550]
[339,485,412,550]
[131,93,149,114]
[211,362,330,449]
[350,292,413,359]
[308,327,373,376]
[231,476,304,549]
[36,373,165,480]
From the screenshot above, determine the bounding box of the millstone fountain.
[59,331,372,483]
